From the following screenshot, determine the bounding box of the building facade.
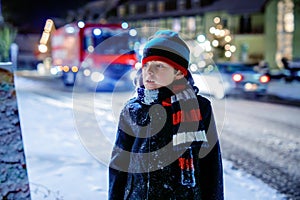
[79,0,300,70]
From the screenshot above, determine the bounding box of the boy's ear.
[175,70,185,80]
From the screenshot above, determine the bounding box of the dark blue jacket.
[109,94,223,200]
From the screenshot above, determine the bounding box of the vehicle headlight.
[71,66,78,73]
[83,69,91,76]
[62,65,70,72]
[50,66,61,75]
[91,72,104,82]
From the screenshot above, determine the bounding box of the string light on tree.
[208,16,236,60]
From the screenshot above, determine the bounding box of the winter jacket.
[109,89,224,200]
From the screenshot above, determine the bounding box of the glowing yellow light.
[284,12,294,32]
[78,21,85,28]
[83,69,91,76]
[230,45,236,52]
[207,64,214,72]
[44,19,54,33]
[93,28,102,36]
[91,72,104,82]
[209,27,216,34]
[213,17,221,24]
[71,66,78,73]
[224,29,230,35]
[225,51,232,58]
[224,35,232,42]
[88,46,94,53]
[214,29,221,36]
[129,29,137,36]
[63,66,70,72]
[224,44,231,51]
[204,41,212,51]
[190,64,198,72]
[212,40,219,47]
[197,34,206,43]
[40,32,50,45]
[206,46,212,52]
[198,60,206,68]
[38,44,48,53]
[216,24,223,29]
[220,30,226,37]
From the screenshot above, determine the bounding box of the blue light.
[93,28,102,36]
[121,22,129,29]
[129,29,137,36]
[77,21,85,28]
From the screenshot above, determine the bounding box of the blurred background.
[1,0,300,199]
[1,0,300,77]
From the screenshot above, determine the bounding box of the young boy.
[109,30,224,200]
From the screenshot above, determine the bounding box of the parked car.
[192,62,271,99]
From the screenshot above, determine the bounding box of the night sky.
[1,0,93,33]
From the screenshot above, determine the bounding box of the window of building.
[177,0,186,10]
[191,0,200,8]
[187,17,196,32]
[118,5,126,17]
[200,0,213,7]
[239,15,251,33]
[195,15,203,34]
[129,4,137,15]
[157,1,165,13]
[173,18,181,32]
[165,0,177,11]
[147,2,155,13]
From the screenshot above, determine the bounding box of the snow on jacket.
[109,87,223,200]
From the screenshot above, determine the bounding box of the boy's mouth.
[146,79,155,83]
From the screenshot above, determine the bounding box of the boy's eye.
[143,63,165,68]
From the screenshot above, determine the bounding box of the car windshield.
[217,63,256,73]
[83,28,135,55]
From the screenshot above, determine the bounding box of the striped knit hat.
[142,30,190,76]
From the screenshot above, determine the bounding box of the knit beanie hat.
[142,30,190,76]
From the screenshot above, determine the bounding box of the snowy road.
[214,97,300,199]
[15,75,287,199]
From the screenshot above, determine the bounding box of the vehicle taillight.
[232,73,243,82]
[259,75,270,83]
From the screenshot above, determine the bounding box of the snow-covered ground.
[15,76,286,200]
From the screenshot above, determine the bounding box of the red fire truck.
[38,19,139,90]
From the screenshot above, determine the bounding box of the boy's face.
[142,60,184,90]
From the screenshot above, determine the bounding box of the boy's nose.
[145,65,154,74]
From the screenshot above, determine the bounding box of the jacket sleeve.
[198,98,224,200]
[108,107,135,200]
[199,141,224,200]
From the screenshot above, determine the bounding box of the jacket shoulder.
[197,95,212,109]
[121,97,150,126]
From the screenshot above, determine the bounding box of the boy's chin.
[144,84,162,90]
